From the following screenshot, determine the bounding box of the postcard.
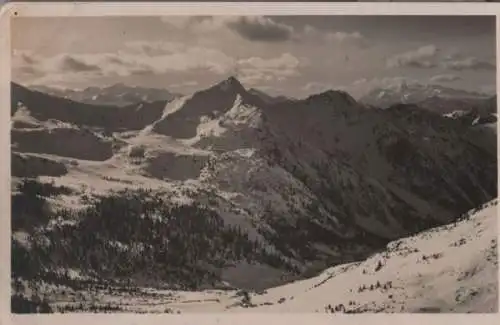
[0,2,498,325]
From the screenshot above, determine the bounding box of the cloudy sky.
[11,16,496,98]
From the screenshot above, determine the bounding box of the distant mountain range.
[10,77,497,312]
[360,82,497,127]
[360,82,491,111]
[30,83,181,107]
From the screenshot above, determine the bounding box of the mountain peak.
[225,75,241,84]
[213,76,245,93]
[307,89,357,106]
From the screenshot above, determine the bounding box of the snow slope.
[236,199,498,313]
[33,199,498,313]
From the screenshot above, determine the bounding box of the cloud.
[20,48,231,76]
[325,31,363,42]
[12,45,236,87]
[159,16,367,47]
[429,74,461,83]
[387,46,495,72]
[442,57,495,71]
[12,44,302,88]
[237,53,301,84]
[16,66,39,75]
[57,54,101,73]
[386,45,439,69]
[25,71,103,88]
[345,76,420,99]
[168,80,199,88]
[302,82,336,94]
[12,51,41,76]
[302,25,365,45]
[225,16,294,42]
[479,84,496,95]
[12,50,38,66]
[124,41,185,55]
[161,15,295,42]
[439,49,495,71]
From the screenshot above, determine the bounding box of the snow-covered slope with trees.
[12,199,497,313]
[10,77,498,313]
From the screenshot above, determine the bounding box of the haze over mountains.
[30,83,181,107]
[10,77,497,313]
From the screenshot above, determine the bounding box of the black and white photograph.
[7,8,498,315]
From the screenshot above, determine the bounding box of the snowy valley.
[10,77,498,314]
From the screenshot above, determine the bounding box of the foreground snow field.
[28,199,496,313]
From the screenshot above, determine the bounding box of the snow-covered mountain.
[11,82,168,131]
[30,83,181,107]
[10,77,497,313]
